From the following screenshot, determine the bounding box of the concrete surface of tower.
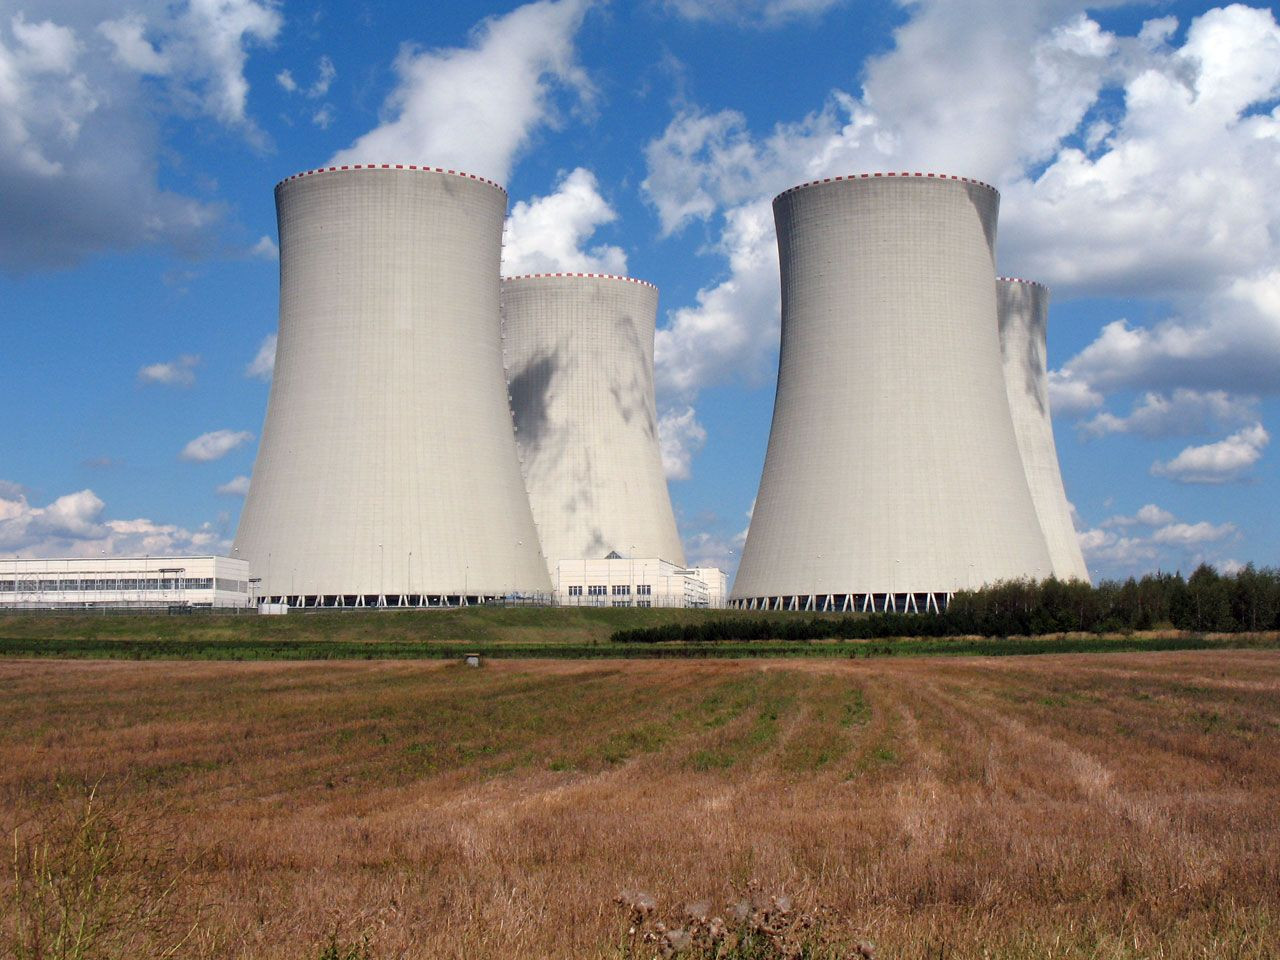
[502,273,685,573]
[234,165,551,603]
[998,277,1091,583]
[732,173,1053,611]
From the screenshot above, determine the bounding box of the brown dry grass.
[2,651,1278,958]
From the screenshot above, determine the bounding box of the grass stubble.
[1,650,1277,958]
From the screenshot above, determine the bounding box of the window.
[611,584,630,595]
[612,600,630,607]
[636,600,651,608]
[587,585,607,596]
[636,584,651,596]
[567,585,583,596]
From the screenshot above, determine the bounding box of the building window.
[636,584,651,596]
[612,584,630,595]
[567,585,582,596]
[612,600,631,607]
[637,600,651,608]
[587,585,607,596]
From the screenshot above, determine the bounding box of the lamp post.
[378,542,384,608]
[408,550,413,607]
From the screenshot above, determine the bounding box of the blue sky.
[2,0,1278,584]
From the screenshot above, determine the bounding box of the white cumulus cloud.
[250,235,277,259]
[180,429,253,462]
[658,406,707,481]
[1151,423,1270,484]
[0,483,222,557]
[216,475,251,496]
[245,333,276,380]
[137,353,200,387]
[502,168,626,275]
[0,0,281,271]
[1081,389,1259,439]
[330,0,591,185]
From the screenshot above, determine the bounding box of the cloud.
[311,104,333,129]
[1077,504,1239,576]
[98,14,169,74]
[1001,6,1280,300]
[307,54,334,97]
[657,406,707,480]
[137,354,199,387]
[1081,389,1259,439]
[502,168,626,275]
[1150,521,1238,547]
[1054,273,1280,399]
[330,0,592,184]
[250,235,278,259]
[216,475,251,496]
[1047,370,1104,417]
[180,429,253,462]
[1150,423,1269,484]
[245,333,276,380]
[1102,503,1176,528]
[0,482,223,556]
[0,1,281,272]
[278,54,334,98]
[660,0,847,26]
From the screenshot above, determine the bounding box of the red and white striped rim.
[276,164,506,194]
[774,171,999,203]
[502,272,657,290]
[997,276,1048,289]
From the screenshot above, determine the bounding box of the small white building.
[553,554,727,608]
[0,556,252,609]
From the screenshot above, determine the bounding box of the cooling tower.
[732,172,1053,612]
[501,273,685,572]
[998,277,1090,583]
[234,164,551,605]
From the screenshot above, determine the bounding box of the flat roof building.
[0,556,251,609]
[554,555,725,608]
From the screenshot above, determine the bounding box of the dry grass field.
[2,651,1278,958]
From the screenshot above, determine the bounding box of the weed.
[614,884,874,959]
[4,786,203,960]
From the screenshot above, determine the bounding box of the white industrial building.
[732,173,1055,612]
[0,556,251,609]
[233,164,551,607]
[998,277,1091,583]
[554,555,726,608]
[501,272,686,576]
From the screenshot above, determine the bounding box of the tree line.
[610,564,1280,644]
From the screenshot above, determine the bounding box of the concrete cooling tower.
[234,164,551,605]
[501,273,685,573]
[732,173,1053,612]
[998,277,1090,583]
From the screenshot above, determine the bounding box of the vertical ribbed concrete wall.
[998,278,1091,583]
[234,165,551,601]
[732,173,1053,608]
[502,273,685,572]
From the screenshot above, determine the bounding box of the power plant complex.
[5,165,1088,612]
